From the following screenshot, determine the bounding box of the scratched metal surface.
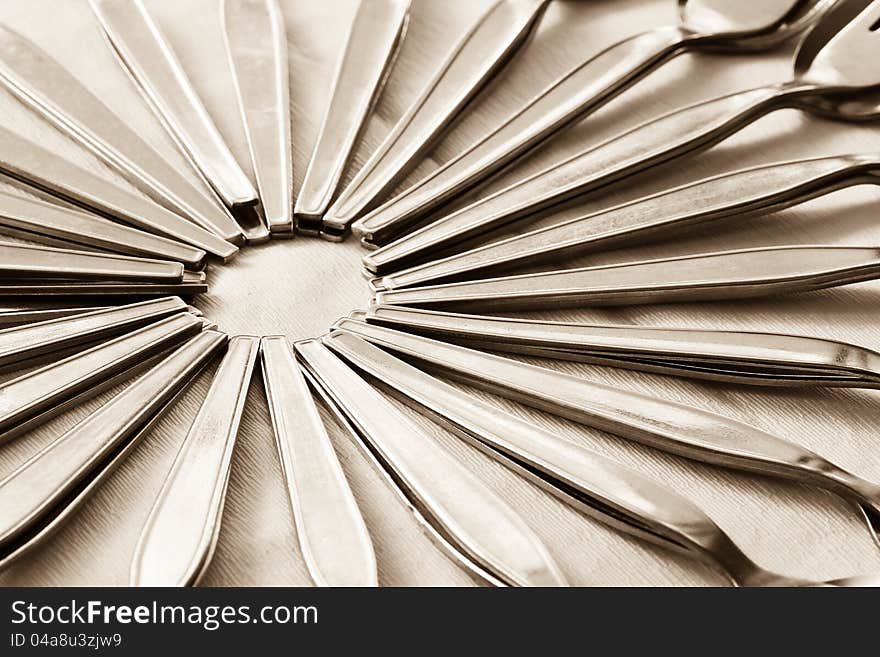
[1,0,879,586]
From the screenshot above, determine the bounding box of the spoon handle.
[223,0,294,235]
[260,336,377,587]
[0,296,186,370]
[0,26,244,243]
[0,270,207,298]
[321,329,740,564]
[354,26,689,244]
[295,0,410,229]
[89,0,257,209]
[131,335,260,586]
[365,84,786,272]
[374,154,878,285]
[336,320,877,492]
[295,338,567,587]
[0,329,226,556]
[363,305,880,388]
[321,0,551,238]
[374,245,880,311]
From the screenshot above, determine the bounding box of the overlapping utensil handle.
[365,84,797,270]
[321,330,748,565]
[362,305,880,388]
[261,337,377,587]
[131,335,259,587]
[0,26,245,243]
[295,0,410,226]
[295,339,567,587]
[376,154,879,287]
[354,26,690,242]
[321,0,552,236]
[335,320,880,513]
[223,0,293,235]
[0,329,227,557]
[374,246,880,310]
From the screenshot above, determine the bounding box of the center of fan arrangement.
[192,236,372,338]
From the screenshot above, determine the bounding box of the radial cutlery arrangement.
[0,0,878,587]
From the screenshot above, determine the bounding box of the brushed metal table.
[0,0,878,586]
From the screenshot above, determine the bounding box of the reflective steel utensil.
[372,245,880,311]
[0,328,227,570]
[335,319,880,551]
[294,0,410,232]
[0,25,246,243]
[368,153,880,284]
[0,126,238,262]
[295,338,568,587]
[223,0,294,236]
[0,270,207,297]
[261,336,377,586]
[90,0,258,212]
[131,335,259,586]
[353,0,836,244]
[321,0,552,238]
[363,305,880,388]
[364,0,880,269]
[323,329,864,586]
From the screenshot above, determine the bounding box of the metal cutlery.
[90,0,257,213]
[0,270,207,297]
[222,0,294,236]
[261,336,376,587]
[295,338,567,587]
[322,329,858,586]
[0,304,110,328]
[0,296,186,371]
[0,25,246,243]
[131,335,259,586]
[373,245,880,311]
[0,312,203,444]
[363,305,880,388]
[0,126,238,262]
[367,153,880,285]
[321,0,552,239]
[334,319,880,551]
[363,0,880,269]
[353,0,837,245]
[0,190,206,269]
[0,328,227,571]
[0,241,183,282]
[294,0,410,232]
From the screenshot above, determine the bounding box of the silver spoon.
[369,153,880,286]
[353,0,837,245]
[323,329,867,586]
[335,318,880,559]
[364,0,880,271]
[0,328,226,571]
[294,0,410,232]
[320,0,553,239]
[131,335,259,586]
[372,244,880,311]
[363,305,880,389]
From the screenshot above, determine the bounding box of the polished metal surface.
[364,1,880,268]
[369,153,880,285]
[0,25,246,244]
[352,0,834,244]
[363,305,880,388]
[322,0,552,237]
[261,336,376,586]
[0,0,879,589]
[295,0,410,230]
[131,334,257,586]
[223,0,294,235]
[374,245,880,310]
[90,0,258,211]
